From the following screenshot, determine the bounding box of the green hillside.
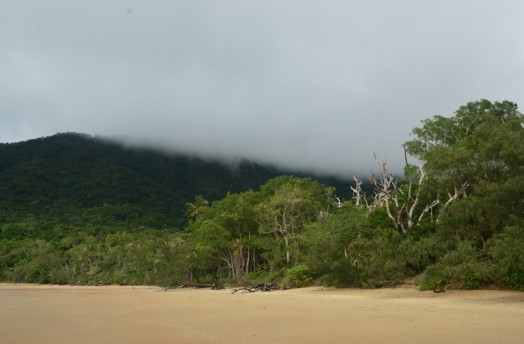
[0,132,352,233]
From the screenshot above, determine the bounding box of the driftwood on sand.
[159,280,225,292]
[157,280,280,293]
[231,281,280,294]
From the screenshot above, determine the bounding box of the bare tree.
[368,153,409,232]
[366,153,467,233]
[350,177,364,207]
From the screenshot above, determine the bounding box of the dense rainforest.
[0,132,352,231]
[1,99,523,291]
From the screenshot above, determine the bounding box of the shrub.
[486,224,524,290]
[419,241,492,290]
[243,271,275,285]
[350,228,411,288]
[282,265,313,288]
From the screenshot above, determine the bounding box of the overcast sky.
[2,1,523,177]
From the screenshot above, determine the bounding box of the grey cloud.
[1,0,523,177]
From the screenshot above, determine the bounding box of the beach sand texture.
[1,284,523,344]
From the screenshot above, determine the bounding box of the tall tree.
[187,191,261,279]
[257,176,329,266]
[404,99,524,240]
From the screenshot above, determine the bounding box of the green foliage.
[405,99,524,239]
[0,230,189,286]
[185,177,331,282]
[243,270,275,285]
[485,224,524,290]
[419,241,492,290]
[349,228,411,288]
[302,204,435,288]
[2,239,64,284]
[257,176,330,267]
[186,191,262,280]
[282,265,313,288]
[0,133,351,232]
[300,203,367,286]
[185,195,209,219]
[401,232,450,272]
[400,99,524,291]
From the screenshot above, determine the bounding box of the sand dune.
[1,284,523,343]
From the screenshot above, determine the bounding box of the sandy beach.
[1,284,523,344]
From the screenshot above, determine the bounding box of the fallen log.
[178,283,215,289]
[231,281,279,294]
[160,281,225,292]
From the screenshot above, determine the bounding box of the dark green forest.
[1,100,523,290]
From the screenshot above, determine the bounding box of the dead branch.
[162,280,225,291]
[436,182,470,222]
[350,177,365,206]
[231,281,280,294]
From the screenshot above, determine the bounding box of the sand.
[1,284,523,344]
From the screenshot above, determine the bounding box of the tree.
[358,153,442,233]
[187,191,261,279]
[257,176,328,267]
[301,202,368,285]
[184,195,209,219]
[5,239,63,284]
[404,99,524,240]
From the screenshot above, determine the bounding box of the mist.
[2,1,523,177]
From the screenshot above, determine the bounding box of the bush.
[240,271,277,286]
[419,241,492,290]
[402,233,451,272]
[486,224,524,290]
[350,228,411,288]
[282,265,313,288]
[317,260,361,287]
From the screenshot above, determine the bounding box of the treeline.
[1,99,523,290]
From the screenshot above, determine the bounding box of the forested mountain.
[0,132,353,231]
[1,100,523,290]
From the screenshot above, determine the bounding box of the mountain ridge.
[0,132,357,230]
